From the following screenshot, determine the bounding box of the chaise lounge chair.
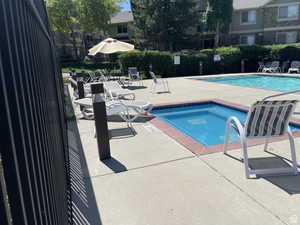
[103,81,135,100]
[224,91,299,178]
[74,97,153,122]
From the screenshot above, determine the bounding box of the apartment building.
[109,11,134,43]
[230,0,300,45]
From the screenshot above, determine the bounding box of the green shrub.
[265,43,300,61]
[216,47,241,73]
[277,46,300,61]
[118,43,300,77]
[239,45,270,61]
[118,50,145,72]
[238,45,270,72]
[144,50,173,77]
[61,61,120,71]
[119,50,173,78]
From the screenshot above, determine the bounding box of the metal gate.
[0,0,71,224]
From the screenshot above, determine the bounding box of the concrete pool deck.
[69,73,300,225]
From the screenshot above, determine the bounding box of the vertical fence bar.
[0,0,72,224]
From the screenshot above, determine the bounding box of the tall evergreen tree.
[131,0,199,51]
[205,0,233,47]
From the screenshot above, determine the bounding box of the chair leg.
[264,138,269,152]
[287,130,299,175]
[241,138,250,179]
[167,82,170,92]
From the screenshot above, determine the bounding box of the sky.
[118,0,131,11]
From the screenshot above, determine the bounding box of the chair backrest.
[271,61,280,67]
[291,61,300,68]
[244,100,298,137]
[264,62,272,68]
[258,62,264,67]
[128,67,138,75]
[149,71,157,83]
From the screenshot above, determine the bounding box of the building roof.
[233,0,271,10]
[110,11,133,24]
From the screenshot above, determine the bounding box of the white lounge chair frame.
[103,81,135,100]
[224,91,300,178]
[74,97,153,123]
[149,71,170,93]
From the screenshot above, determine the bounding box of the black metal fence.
[0,0,71,224]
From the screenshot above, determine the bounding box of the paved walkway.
[69,74,300,225]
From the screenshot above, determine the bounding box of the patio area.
[69,75,300,225]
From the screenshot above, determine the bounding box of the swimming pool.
[199,75,300,92]
[151,102,300,146]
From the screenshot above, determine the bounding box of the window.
[277,32,297,44]
[117,24,128,33]
[278,5,299,20]
[241,10,256,24]
[240,35,255,45]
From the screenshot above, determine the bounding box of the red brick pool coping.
[149,99,300,156]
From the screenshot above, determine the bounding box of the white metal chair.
[103,81,135,100]
[149,71,170,93]
[257,62,264,72]
[224,93,299,179]
[262,61,281,73]
[288,61,300,74]
[128,67,143,86]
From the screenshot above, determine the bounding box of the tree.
[205,0,233,48]
[131,0,199,51]
[46,0,121,58]
[46,0,79,58]
[75,0,121,54]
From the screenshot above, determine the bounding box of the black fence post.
[77,81,85,99]
[241,59,245,73]
[91,83,111,160]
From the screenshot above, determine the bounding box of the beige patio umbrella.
[88,38,134,55]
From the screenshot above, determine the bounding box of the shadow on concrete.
[225,152,300,194]
[155,91,171,94]
[102,157,128,173]
[107,115,153,123]
[261,151,300,195]
[68,120,103,225]
[127,86,147,90]
[109,127,136,139]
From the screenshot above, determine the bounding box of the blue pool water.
[151,103,300,146]
[199,75,300,92]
